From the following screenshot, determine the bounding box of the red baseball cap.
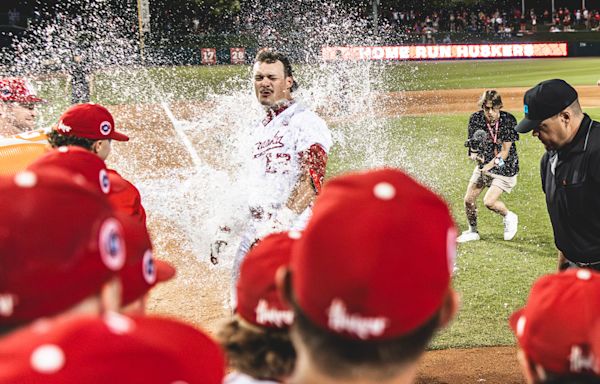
[509,269,600,375]
[27,146,111,194]
[0,169,126,326]
[119,215,176,306]
[290,168,457,340]
[237,231,296,328]
[52,103,129,141]
[0,312,226,384]
[0,77,45,103]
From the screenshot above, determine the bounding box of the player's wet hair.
[254,50,299,92]
[479,90,503,109]
[218,317,296,380]
[47,130,96,151]
[282,270,441,381]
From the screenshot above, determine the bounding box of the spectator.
[510,269,600,383]
[219,232,296,383]
[281,168,459,384]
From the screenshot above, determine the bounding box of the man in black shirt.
[517,79,600,271]
[457,90,520,243]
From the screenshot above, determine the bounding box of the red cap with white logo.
[0,169,126,326]
[290,168,457,340]
[52,103,129,141]
[27,146,111,194]
[237,231,296,328]
[509,269,600,376]
[0,313,225,384]
[118,215,176,306]
[0,77,45,103]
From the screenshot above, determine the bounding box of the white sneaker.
[457,230,480,243]
[503,212,518,240]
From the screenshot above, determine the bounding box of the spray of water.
[2,1,426,302]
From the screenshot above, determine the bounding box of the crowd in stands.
[383,7,600,37]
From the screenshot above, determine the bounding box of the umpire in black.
[516,79,600,271]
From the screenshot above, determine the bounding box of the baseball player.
[211,51,332,294]
[47,103,147,225]
[510,269,600,383]
[219,232,296,384]
[0,168,127,334]
[0,78,49,175]
[0,313,225,383]
[279,168,459,384]
[0,77,44,137]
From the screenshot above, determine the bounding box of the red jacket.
[107,169,147,226]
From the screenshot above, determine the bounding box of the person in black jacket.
[517,79,600,271]
[457,90,520,243]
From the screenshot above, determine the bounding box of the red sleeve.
[298,144,328,194]
[107,170,147,226]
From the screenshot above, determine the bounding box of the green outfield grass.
[34,57,600,348]
[36,57,600,108]
[380,57,600,91]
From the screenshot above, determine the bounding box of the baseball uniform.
[107,169,147,226]
[0,128,50,175]
[232,100,332,298]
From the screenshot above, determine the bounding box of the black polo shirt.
[467,110,519,177]
[541,114,600,263]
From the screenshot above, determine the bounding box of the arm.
[286,143,328,214]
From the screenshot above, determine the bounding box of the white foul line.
[160,102,203,169]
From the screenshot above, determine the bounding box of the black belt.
[562,259,600,272]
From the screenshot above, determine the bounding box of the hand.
[209,226,231,265]
[480,162,495,173]
[469,153,484,163]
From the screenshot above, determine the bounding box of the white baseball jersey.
[230,101,332,308]
[224,372,279,384]
[245,101,332,228]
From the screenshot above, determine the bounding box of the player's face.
[482,102,500,123]
[253,61,293,106]
[532,114,570,150]
[93,139,112,160]
[7,102,37,131]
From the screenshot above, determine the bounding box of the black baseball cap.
[515,79,578,133]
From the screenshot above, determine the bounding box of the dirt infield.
[381,85,600,117]
[113,85,598,383]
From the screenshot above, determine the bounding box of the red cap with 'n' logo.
[53,103,129,141]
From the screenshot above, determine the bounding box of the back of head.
[220,232,297,381]
[288,168,457,381]
[0,312,225,384]
[48,103,129,148]
[510,269,600,382]
[0,169,126,329]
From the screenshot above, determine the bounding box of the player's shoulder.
[107,169,138,193]
[291,106,327,127]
